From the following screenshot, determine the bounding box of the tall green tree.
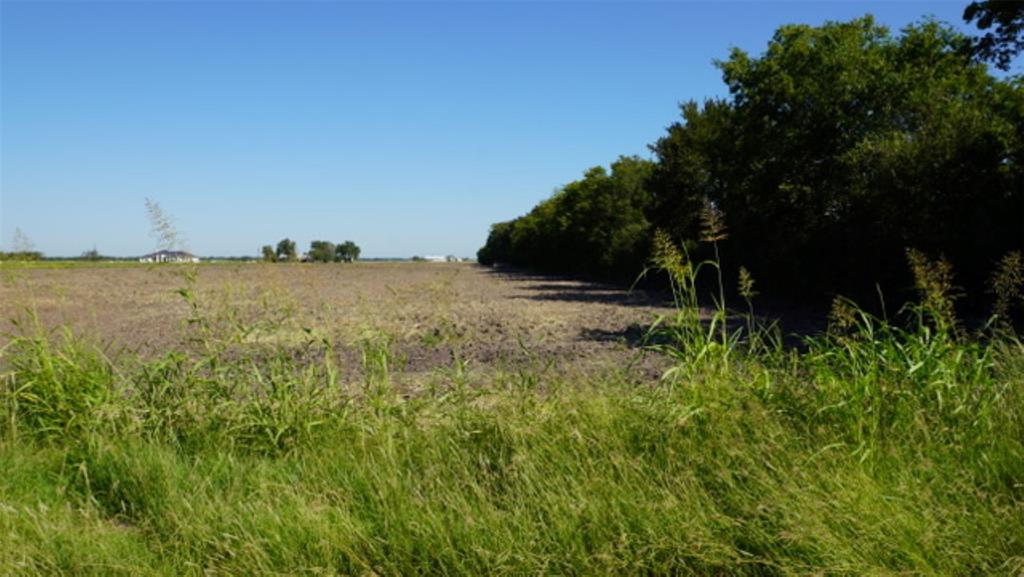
[478,221,514,265]
[308,240,336,263]
[261,245,276,262]
[336,241,361,263]
[650,16,1023,298]
[276,238,297,261]
[477,156,654,279]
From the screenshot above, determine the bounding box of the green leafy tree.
[261,245,277,262]
[477,221,514,265]
[276,238,297,261]
[336,241,361,263]
[650,16,1023,298]
[477,157,654,279]
[964,0,1024,69]
[308,240,336,263]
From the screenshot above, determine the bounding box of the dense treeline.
[0,251,43,261]
[478,156,654,279]
[479,15,1024,304]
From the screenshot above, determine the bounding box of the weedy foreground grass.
[1,256,1023,575]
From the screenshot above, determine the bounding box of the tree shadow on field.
[480,264,828,350]
[581,317,814,351]
[481,265,673,308]
[579,324,671,347]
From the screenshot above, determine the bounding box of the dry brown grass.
[1,262,672,380]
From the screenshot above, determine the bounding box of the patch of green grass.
[0,261,1022,575]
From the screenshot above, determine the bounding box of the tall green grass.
[1,255,1022,575]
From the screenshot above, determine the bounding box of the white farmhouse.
[139,250,200,263]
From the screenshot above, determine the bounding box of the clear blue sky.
[1,1,972,258]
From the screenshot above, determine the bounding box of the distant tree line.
[261,238,361,263]
[0,228,43,261]
[0,251,43,262]
[478,14,1024,305]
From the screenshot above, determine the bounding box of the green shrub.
[2,329,122,441]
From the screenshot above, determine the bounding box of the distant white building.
[139,250,200,263]
[414,255,466,263]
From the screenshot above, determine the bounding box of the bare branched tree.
[145,198,186,251]
[11,227,35,253]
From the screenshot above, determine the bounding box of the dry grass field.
[1,262,672,381]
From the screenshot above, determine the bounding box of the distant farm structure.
[139,250,200,263]
[415,255,465,263]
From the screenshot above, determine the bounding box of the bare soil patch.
[1,262,674,380]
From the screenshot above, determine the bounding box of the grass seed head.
[699,197,728,243]
[991,250,1024,323]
